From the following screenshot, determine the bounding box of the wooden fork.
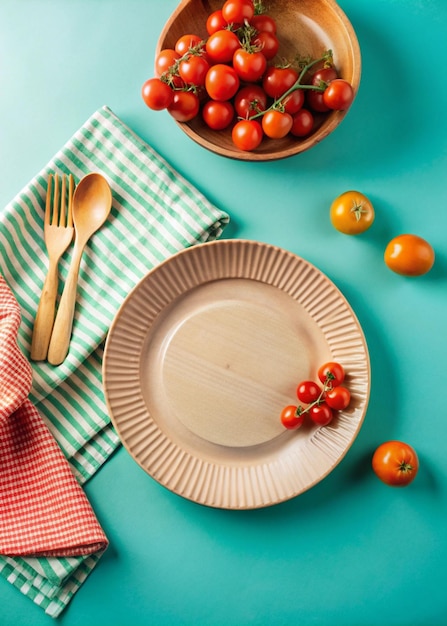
[30,173,75,361]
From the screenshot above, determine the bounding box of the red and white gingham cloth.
[0,275,108,557]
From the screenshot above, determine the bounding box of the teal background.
[1,1,446,624]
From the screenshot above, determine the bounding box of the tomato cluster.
[280,361,351,430]
[142,0,355,151]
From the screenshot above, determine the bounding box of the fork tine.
[52,174,60,226]
[67,174,74,228]
[59,175,67,227]
[45,174,53,227]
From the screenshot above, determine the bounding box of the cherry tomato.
[280,405,304,430]
[178,55,210,86]
[317,361,345,387]
[372,441,419,486]
[296,380,322,404]
[251,31,279,60]
[155,48,180,76]
[232,119,263,151]
[202,100,234,130]
[205,64,240,101]
[311,67,338,87]
[262,66,298,99]
[309,403,333,426]
[325,386,351,410]
[384,234,435,276]
[282,89,305,114]
[167,90,200,122]
[234,84,268,119]
[141,78,174,110]
[306,89,330,113]
[175,34,203,56]
[206,10,227,35]
[233,48,267,82]
[222,0,254,26]
[250,14,277,34]
[323,79,354,110]
[290,108,314,137]
[206,29,241,63]
[330,190,375,235]
[262,110,293,139]
[155,49,183,88]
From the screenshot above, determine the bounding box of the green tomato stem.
[296,373,335,417]
[249,51,333,120]
[350,202,368,222]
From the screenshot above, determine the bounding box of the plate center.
[147,280,317,448]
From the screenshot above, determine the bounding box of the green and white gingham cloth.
[0,105,229,617]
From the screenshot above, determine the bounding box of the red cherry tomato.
[262,66,298,99]
[372,441,419,486]
[296,380,322,404]
[251,31,279,60]
[250,14,277,34]
[206,29,241,64]
[234,84,268,119]
[155,49,183,88]
[231,119,263,151]
[233,48,267,82]
[306,89,330,113]
[178,55,210,86]
[206,10,227,35]
[222,0,254,26]
[262,110,293,139]
[282,89,305,114]
[202,100,234,130]
[323,79,354,111]
[317,362,345,387]
[175,34,203,56]
[311,67,338,87]
[280,405,304,430]
[290,109,314,137]
[309,403,334,426]
[325,386,351,410]
[205,64,240,101]
[167,90,200,122]
[155,48,180,76]
[141,78,174,111]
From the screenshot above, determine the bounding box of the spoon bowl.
[47,172,112,365]
[72,173,113,241]
[156,0,361,161]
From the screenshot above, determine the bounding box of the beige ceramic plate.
[103,240,370,509]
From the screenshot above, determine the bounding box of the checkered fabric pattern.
[0,276,108,558]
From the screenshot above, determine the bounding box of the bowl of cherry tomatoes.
[144,0,361,161]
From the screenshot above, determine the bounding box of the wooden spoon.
[156,0,361,161]
[47,173,112,365]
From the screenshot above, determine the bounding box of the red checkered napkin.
[0,276,108,557]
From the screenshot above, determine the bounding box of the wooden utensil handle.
[30,263,59,361]
[47,246,83,365]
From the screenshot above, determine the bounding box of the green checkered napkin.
[0,105,229,617]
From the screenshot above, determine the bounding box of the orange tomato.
[372,441,419,486]
[384,234,434,276]
[330,190,375,235]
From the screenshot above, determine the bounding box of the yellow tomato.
[330,190,375,235]
[384,234,435,276]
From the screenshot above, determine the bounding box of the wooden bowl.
[156,0,361,161]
